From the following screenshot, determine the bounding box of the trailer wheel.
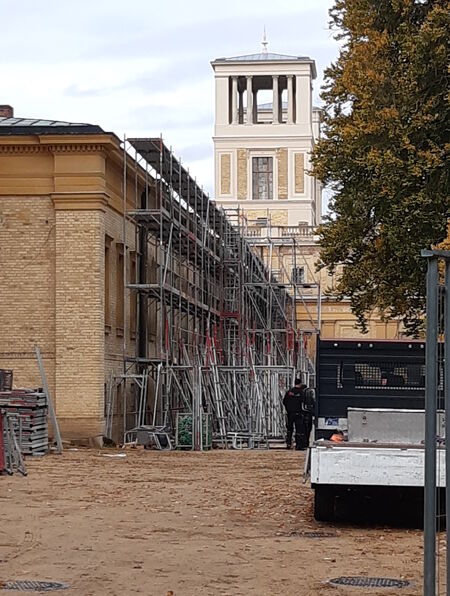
[314,485,335,522]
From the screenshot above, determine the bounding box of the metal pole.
[122,135,128,442]
[34,345,62,454]
[444,257,450,596]
[424,255,438,596]
[192,364,202,451]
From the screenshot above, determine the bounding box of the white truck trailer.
[310,339,445,521]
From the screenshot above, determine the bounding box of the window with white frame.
[252,157,273,200]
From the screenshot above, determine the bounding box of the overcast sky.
[1,0,338,199]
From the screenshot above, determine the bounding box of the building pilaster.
[231,76,238,124]
[52,191,108,440]
[246,76,253,125]
[287,75,294,124]
[272,75,279,124]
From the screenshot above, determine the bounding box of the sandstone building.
[0,105,300,443]
[0,104,142,440]
[211,45,401,341]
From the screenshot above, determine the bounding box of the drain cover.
[0,581,69,592]
[300,531,336,538]
[288,530,336,538]
[329,576,411,589]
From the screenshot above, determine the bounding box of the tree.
[312,0,449,335]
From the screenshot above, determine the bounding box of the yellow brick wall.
[245,209,266,222]
[0,195,56,398]
[0,136,153,442]
[294,153,305,194]
[103,207,143,442]
[237,149,247,200]
[244,209,288,226]
[54,207,105,439]
[220,153,231,195]
[270,210,288,226]
[277,148,288,199]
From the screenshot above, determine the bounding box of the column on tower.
[253,85,258,124]
[238,84,244,124]
[246,76,253,124]
[278,82,283,123]
[231,76,238,124]
[272,75,279,124]
[287,75,294,124]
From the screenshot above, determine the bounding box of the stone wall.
[220,153,231,195]
[237,149,247,199]
[277,148,288,199]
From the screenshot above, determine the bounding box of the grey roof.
[0,116,104,135]
[258,101,288,110]
[212,52,317,78]
[0,116,91,127]
[216,52,309,62]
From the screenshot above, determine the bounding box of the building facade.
[0,105,143,441]
[211,47,402,341]
[211,48,322,228]
[0,105,300,444]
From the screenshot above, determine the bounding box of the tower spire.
[262,26,268,54]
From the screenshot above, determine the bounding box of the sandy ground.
[0,448,438,595]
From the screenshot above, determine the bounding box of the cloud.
[1,0,338,208]
[178,142,213,163]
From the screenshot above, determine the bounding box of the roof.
[258,101,288,111]
[214,52,309,62]
[212,52,317,78]
[0,116,104,136]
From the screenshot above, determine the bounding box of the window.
[252,157,273,200]
[116,247,124,334]
[130,252,137,338]
[292,266,305,284]
[334,360,430,391]
[104,236,113,330]
[354,361,425,390]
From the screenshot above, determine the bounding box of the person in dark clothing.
[283,378,308,450]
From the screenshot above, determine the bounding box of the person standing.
[283,378,308,450]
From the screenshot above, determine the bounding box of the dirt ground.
[0,448,436,595]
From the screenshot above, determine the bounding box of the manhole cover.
[329,576,411,589]
[288,530,336,538]
[0,581,69,592]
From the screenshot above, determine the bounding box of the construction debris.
[0,409,27,475]
[0,389,48,457]
[0,369,13,391]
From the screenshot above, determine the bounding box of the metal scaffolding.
[113,137,316,449]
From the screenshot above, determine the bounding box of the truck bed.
[311,441,446,488]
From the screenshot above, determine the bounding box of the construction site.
[0,131,443,596]
[106,136,320,451]
[1,35,447,595]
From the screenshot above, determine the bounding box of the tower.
[211,41,322,227]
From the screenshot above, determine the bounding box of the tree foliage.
[312,0,449,335]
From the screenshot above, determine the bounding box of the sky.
[1,0,339,201]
